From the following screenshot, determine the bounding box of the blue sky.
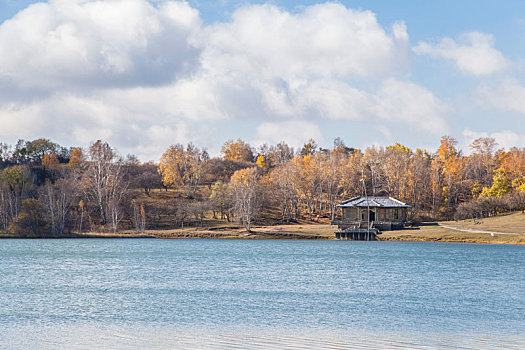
[0,0,524,160]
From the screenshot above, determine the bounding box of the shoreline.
[2,224,524,245]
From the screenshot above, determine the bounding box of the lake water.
[0,239,523,349]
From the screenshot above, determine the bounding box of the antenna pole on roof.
[361,168,370,237]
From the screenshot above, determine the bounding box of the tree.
[158,143,208,199]
[267,141,294,166]
[40,176,78,236]
[300,138,318,156]
[68,147,84,168]
[256,154,269,171]
[132,201,146,233]
[25,138,59,163]
[135,162,163,197]
[83,140,126,231]
[202,158,251,187]
[467,137,498,188]
[9,199,47,236]
[221,139,254,162]
[481,168,511,198]
[0,165,31,225]
[436,136,466,216]
[0,142,11,167]
[42,152,60,169]
[209,181,231,220]
[270,160,299,222]
[292,154,323,220]
[229,167,260,232]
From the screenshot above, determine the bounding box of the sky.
[0,0,524,161]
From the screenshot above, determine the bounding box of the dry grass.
[379,225,525,245]
[440,211,525,234]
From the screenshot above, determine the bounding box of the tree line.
[1,136,524,236]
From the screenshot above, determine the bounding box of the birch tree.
[83,140,126,231]
[158,143,208,199]
[229,167,259,232]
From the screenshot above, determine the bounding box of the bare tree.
[41,175,78,236]
[229,167,260,232]
[83,140,126,231]
[132,201,146,233]
[270,162,299,222]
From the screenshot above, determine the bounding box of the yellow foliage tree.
[221,139,254,162]
[512,176,525,193]
[256,154,269,170]
[158,143,208,199]
[68,147,84,168]
[42,152,59,168]
[480,168,510,198]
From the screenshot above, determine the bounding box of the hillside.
[379,212,525,245]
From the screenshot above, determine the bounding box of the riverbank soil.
[3,211,524,244]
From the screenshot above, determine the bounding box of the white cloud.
[0,0,200,94]
[477,79,525,115]
[198,3,410,80]
[463,128,525,151]
[415,32,509,76]
[0,1,450,161]
[254,121,324,150]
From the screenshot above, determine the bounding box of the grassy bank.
[2,211,524,244]
[379,225,525,245]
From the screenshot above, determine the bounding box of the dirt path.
[438,223,524,236]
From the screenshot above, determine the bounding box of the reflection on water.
[0,239,524,349]
[3,325,524,349]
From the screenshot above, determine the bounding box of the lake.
[0,239,524,349]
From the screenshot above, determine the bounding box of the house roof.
[337,196,411,208]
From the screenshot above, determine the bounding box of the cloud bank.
[0,0,450,160]
[415,32,509,76]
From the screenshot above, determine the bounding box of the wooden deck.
[335,228,380,241]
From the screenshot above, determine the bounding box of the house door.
[361,210,376,221]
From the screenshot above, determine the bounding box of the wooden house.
[334,196,410,239]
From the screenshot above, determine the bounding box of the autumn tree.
[467,137,498,189]
[291,153,324,220]
[270,161,299,222]
[435,136,467,216]
[381,143,412,200]
[40,176,78,236]
[321,151,347,220]
[221,139,254,162]
[0,165,31,226]
[68,147,84,168]
[209,181,231,220]
[480,168,511,198]
[408,149,432,215]
[134,162,163,196]
[498,147,525,180]
[0,142,11,168]
[202,158,251,187]
[255,154,270,171]
[83,140,126,232]
[158,143,208,199]
[362,146,383,196]
[267,141,295,166]
[300,138,318,157]
[25,138,59,163]
[42,152,60,168]
[229,167,260,231]
[8,198,47,236]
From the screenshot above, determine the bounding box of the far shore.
[2,212,525,245]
